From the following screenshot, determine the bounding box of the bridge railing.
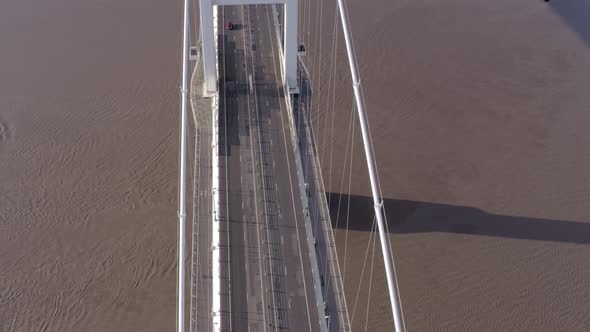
[292,58,352,332]
[188,49,217,332]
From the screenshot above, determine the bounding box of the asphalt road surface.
[217,4,321,332]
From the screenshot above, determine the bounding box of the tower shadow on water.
[545,0,590,47]
[326,193,590,244]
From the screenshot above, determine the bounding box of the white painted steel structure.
[177,0,190,331]
[199,0,298,95]
[182,0,407,330]
[335,0,406,331]
[210,8,221,332]
[211,6,222,331]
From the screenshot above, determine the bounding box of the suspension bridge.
[177,0,404,331]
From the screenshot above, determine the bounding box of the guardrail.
[211,4,222,331]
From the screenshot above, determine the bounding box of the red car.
[226,21,233,30]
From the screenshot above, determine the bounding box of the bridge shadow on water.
[326,193,590,244]
[546,0,590,47]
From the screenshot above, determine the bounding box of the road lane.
[218,4,321,331]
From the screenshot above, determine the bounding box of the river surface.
[2,0,590,331]
[1,0,183,330]
[301,0,590,330]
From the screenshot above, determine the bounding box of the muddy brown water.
[0,0,184,330]
[2,0,590,331]
[301,0,590,330]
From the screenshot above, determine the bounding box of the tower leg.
[200,0,217,96]
[284,0,298,93]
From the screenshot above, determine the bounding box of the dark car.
[226,21,233,30]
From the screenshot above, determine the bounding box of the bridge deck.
[217,4,321,331]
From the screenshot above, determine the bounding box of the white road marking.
[240,5,268,330]
[219,6,233,330]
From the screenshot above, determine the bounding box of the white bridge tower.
[199,0,299,95]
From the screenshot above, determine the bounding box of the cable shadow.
[546,0,590,47]
[326,193,590,244]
